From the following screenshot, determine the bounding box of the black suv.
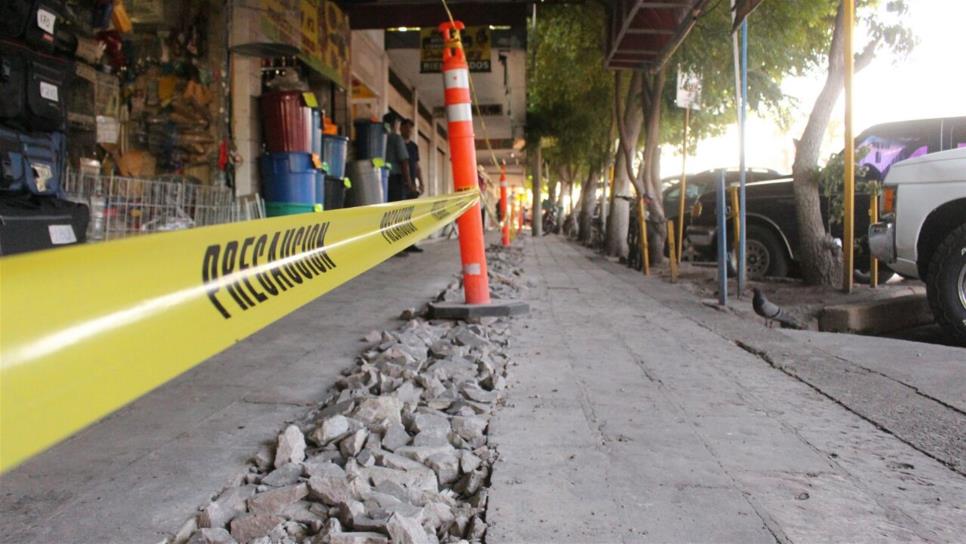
[685,116,966,279]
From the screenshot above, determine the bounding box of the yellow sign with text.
[420,25,491,73]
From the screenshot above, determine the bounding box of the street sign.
[675,69,702,110]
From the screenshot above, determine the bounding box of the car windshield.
[857,134,930,179]
[666,184,703,200]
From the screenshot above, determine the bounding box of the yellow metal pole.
[668,219,679,282]
[729,185,740,247]
[608,164,615,198]
[677,106,690,264]
[843,0,855,293]
[509,192,517,241]
[638,196,650,276]
[870,188,879,288]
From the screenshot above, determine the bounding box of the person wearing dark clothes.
[384,112,414,203]
[399,118,424,252]
[401,119,422,197]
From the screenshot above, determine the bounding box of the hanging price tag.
[37,9,56,34]
[39,82,59,102]
[48,225,77,245]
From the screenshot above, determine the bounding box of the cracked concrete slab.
[487,237,966,543]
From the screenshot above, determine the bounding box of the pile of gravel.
[175,246,526,544]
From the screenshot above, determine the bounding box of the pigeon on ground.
[752,288,802,329]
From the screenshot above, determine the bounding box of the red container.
[259,91,312,153]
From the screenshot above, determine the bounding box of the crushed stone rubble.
[175,245,527,544]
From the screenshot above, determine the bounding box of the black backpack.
[0,39,71,131]
[0,0,71,53]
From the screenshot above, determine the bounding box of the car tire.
[746,224,789,279]
[926,223,966,346]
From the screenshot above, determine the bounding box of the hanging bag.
[0,0,68,53]
[0,126,64,196]
[0,40,71,131]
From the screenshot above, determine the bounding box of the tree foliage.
[527,3,614,183]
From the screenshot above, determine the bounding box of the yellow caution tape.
[0,192,477,472]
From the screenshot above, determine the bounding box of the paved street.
[487,236,965,543]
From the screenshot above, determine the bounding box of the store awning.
[733,0,765,30]
[605,0,712,70]
[339,0,539,29]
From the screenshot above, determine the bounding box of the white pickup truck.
[869,147,966,345]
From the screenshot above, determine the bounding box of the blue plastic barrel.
[353,119,387,160]
[259,152,316,203]
[321,135,349,179]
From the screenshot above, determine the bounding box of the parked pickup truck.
[685,177,880,280]
[686,117,966,281]
[869,147,966,344]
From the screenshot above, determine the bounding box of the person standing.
[399,118,424,253]
[401,119,422,197]
[384,112,415,203]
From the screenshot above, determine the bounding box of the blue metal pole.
[717,169,728,306]
[738,19,748,297]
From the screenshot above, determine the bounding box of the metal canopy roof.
[340,0,549,29]
[605,0,711,70]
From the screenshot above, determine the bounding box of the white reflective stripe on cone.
[444,69,469,90]
[446,103,473,122]
[463,263,481,275]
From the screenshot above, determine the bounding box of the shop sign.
[420,26,491,73]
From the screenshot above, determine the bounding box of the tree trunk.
[531,148,543,236]
[793,3,847,285]
[579,169,598,244]
[792,1,879,285]
[606,146,631,257]
[547,174,559,214]
[605,71,643,258]
[641,68,667,267]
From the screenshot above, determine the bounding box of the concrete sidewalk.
[0,238,465,544]
[3,234,963,544]
[487,236,965,543]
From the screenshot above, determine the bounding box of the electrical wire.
[438,0,508,226]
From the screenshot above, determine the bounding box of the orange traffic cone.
[439,21,490,305]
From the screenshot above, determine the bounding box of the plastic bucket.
[265,202,316,217]
[314,170,325,207]
[311,109,321,157]
[321,134,348,179]
[380,167,390,203]
[345,160,385,207]
[353,119,386,160]
[259,152,316,203]
[324,176,346,210]
[259,91,312,153]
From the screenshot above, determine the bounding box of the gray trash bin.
[345,160,385,207]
